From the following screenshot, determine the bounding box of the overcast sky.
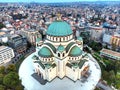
[0,0,119,3]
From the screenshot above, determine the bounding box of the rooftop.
[100,48,120,58]
[57,45,65,52]
[0,32,6,35]
[0,46,7,50]
[38,47,53,57]
[47,21,73,36]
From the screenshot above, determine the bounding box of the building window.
[60,38,61,42]
[58,53,60,57]
[63,53,64,57]
[56,38,58,41]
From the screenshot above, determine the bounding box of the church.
[32,19,89,82]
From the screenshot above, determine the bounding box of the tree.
[0,74,4,84]
[115,74,120,89]
[0,66,5,74]
[0,23,5,29]
[109,70,116,83]
[115,61,120,73]
[0,85,5,90]
[3,72,20,89]
[80,31,90,44]
[6,64,16,73]
[15,84,24,90]
[102,71,109,80]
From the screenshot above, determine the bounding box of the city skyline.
[0,0,120,3]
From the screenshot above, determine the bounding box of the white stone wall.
[46,67,57,81]
[66,67,79,81]
[45,38,75,47]
[34,63,46,79]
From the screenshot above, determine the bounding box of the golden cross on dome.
[57,13,62,20]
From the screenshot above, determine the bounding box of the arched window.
[58,53,60,57]
[56,37,58,41]
[66,37,68,41]
[60,38,61,42]
[63,53,64,57]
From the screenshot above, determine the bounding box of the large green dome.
[38,47,53,57]
[69,46,82,56]
[47,21,73,36]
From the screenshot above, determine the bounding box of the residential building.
[8,34,27,53]
[100,48,120,60]
[110,35,120,47]
[20,29,41,45]
[0,46,14,64]
[90,26,103,41]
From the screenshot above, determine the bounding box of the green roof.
[44,43,56,53]
[78,60,87,69]
[66,63,78,68]
[77,36,83,41]
[66,63,72,68]
[44,63,51,69]
[38,47,53,57]
[69,46,82,56]
[52,63,56,68]
[46,21,73,36]
[32,55,39,60]
[57,45,65,52]
[34,61,45,69]
[66,42,75,52]
[72,62,78,68]
[36,37,42,42]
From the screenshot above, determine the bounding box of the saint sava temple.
[19,17,101,90]
[32,20,90,82]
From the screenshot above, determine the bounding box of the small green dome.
[47,21,73,36]
[38,47,53,57]
[77,37,83,41]
[69,46,82,56]
[57,45,65,52]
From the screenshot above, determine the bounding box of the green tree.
[102,71,109,80]
[0,66,5,74]
[6,64,16,73]
[115,61,120,73]
[0,74,4,84]
[109,70,116,83]
[15,84,24,90]
[0,85,5,90]
[3,72,20,89]
[0,23,5,29]
[115,73,120,89]
[80,31,90,44]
